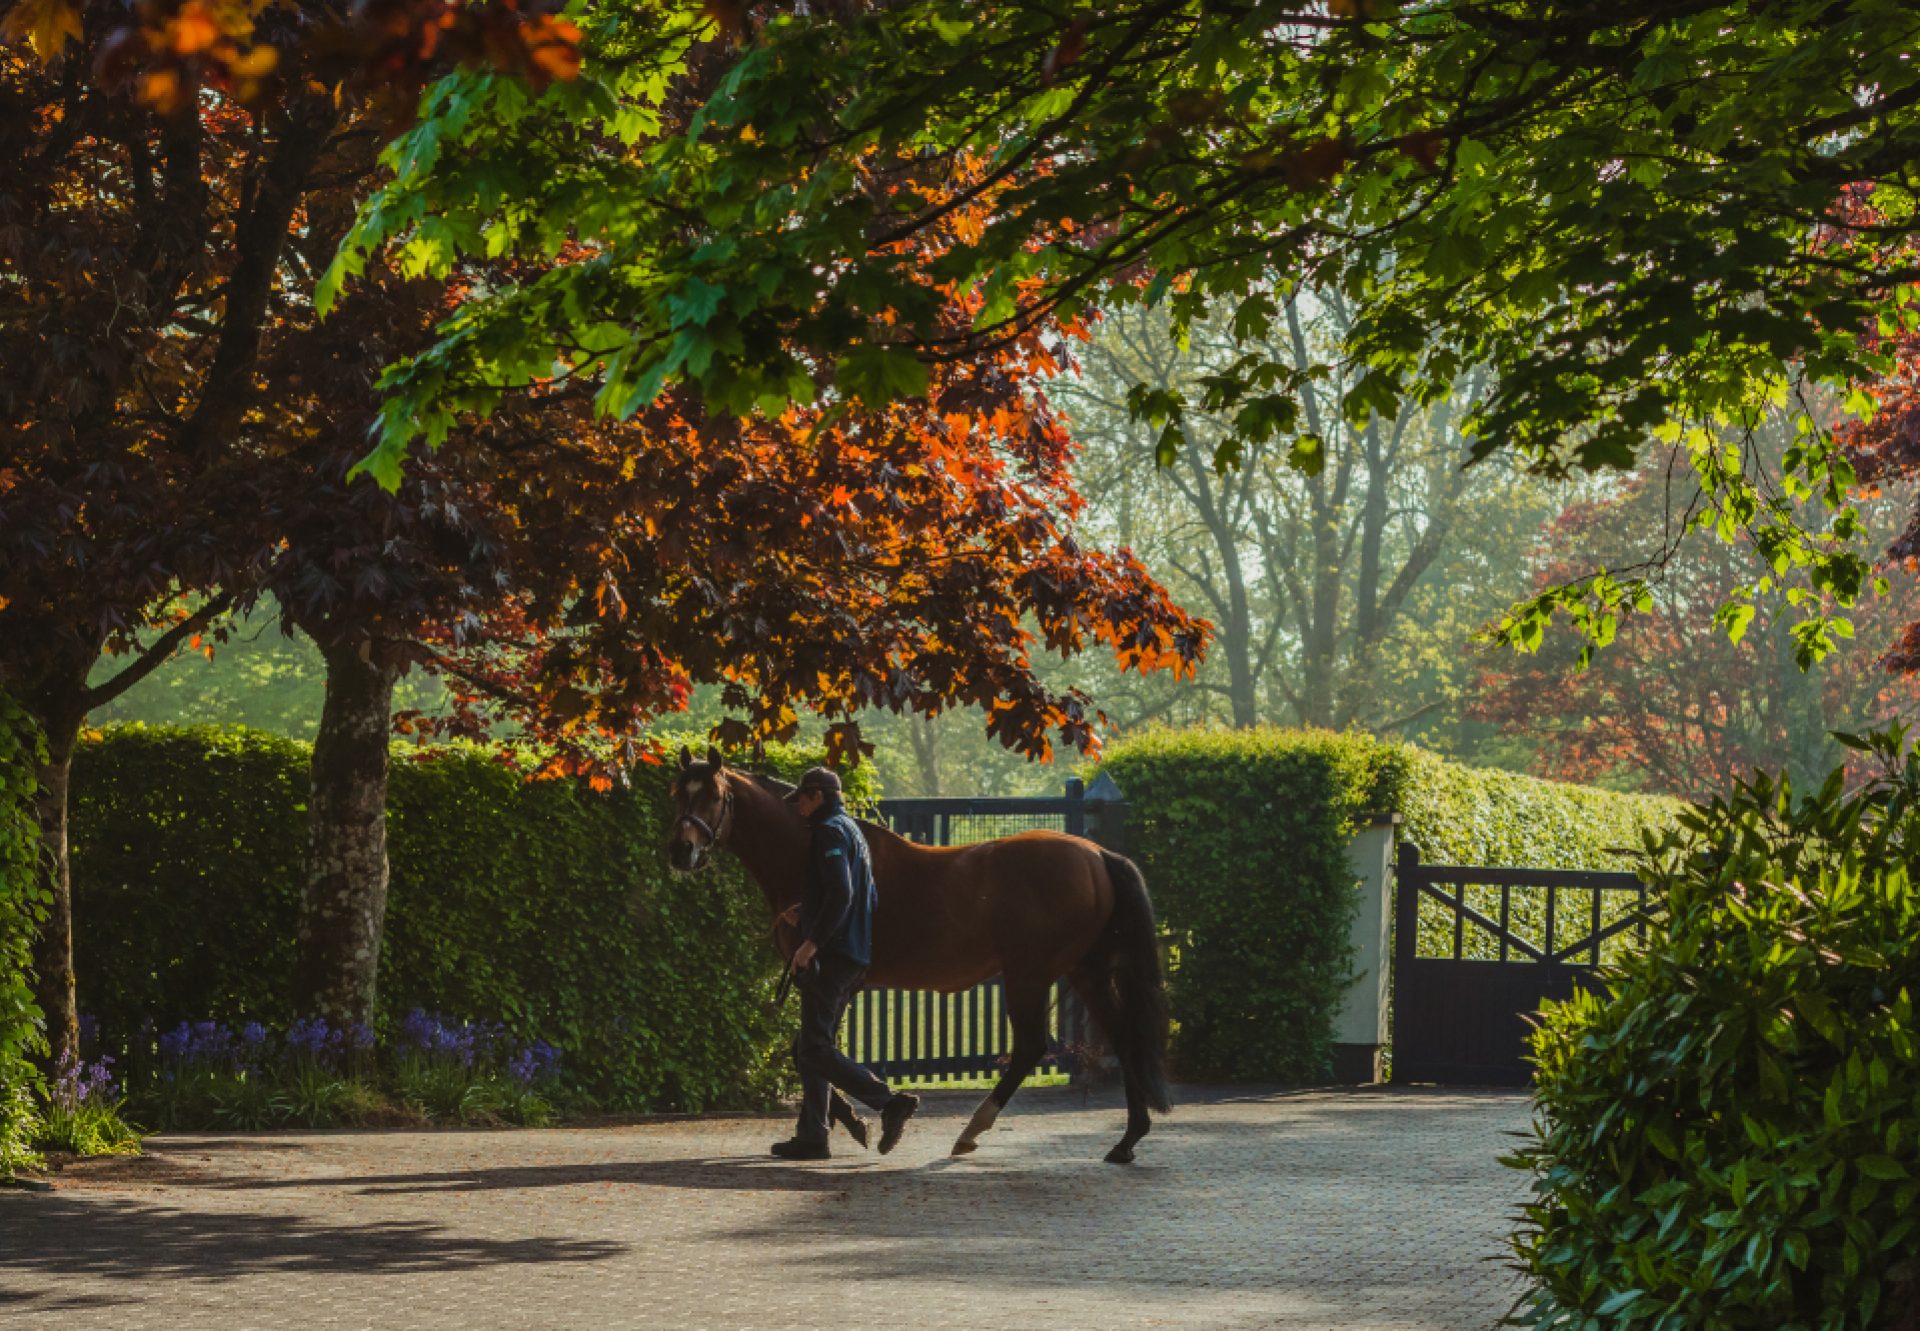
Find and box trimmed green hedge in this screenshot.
[0,695,48,1175]
[69,725,874,1112]
[1097,727,1677,1083]
[1387,745,1680,872]
[1097,729,1398,1082]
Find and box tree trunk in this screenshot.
[1302,497,1344,729]
[292,638,398,1026]
[1222,598,1258,728]
[907,714,943,796]
[28,713,82,1068]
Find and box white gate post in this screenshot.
[1332,813,1400,1083]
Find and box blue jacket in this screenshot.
[800,798,876,965]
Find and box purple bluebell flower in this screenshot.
[285,1016,352,1071]
[506,1041,561,1087]
[48,1051,117,1111]
[157,1020,242,1071]
[397,1009,441,1056]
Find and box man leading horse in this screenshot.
[667,744,1170,1164]
[770,766,919,1160]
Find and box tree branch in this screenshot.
[82,592,236,711]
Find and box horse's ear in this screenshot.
[707,743,723,769]
[679,745,692,770]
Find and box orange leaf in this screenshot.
[2,0,84,62]
[140,68,185,114]
[525,16,582,82]
[170,2,221,55]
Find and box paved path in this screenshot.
[1,1086,1530,1330]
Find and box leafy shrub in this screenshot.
[1097,727,1675,1083]
[1510,737,1920,1329]
[0,694,48,1177]
[69,727,873,1111]
[0,1084,39,1175]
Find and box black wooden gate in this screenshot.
[1393,842,1646,1086]
[837,779,1123,1085]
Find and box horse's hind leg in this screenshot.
[1068,966,1152,1165]
[952,976,1049,1156]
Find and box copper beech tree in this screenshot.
[1,12,1204,1039]
[254,256,1204,1027]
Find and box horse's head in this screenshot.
[667,744,734,873]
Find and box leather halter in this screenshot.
[676,787,734,849]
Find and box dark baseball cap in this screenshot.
[785,767,843,801]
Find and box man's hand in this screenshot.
[776,904,801,927]
[791,939,818,972]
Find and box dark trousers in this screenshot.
[793,953,893,1143]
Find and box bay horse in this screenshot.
[665,745,1172,1163]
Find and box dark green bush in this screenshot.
[70,725,874,1112]
[1510,739,1920,1329]
[1097,727,1676,1084]
[0,693,48,1175]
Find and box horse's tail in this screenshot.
[1097,850,1173,1114]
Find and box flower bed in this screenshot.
[130,1011,567,1131]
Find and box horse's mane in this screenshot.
[744,771,915,851]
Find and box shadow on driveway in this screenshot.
[0,1195,623,1303]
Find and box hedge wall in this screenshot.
[1096,728,1677,1084]
[1384,745,1681,872]
[1096,729,1399,1083]
[69,725,874,1111]
[0,695,48,1174]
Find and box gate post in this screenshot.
[1331,813,1400,1084]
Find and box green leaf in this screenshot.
[1286,432,1326,476]
[1595,1290,1643,1315]
[835,345,931,403]
[667,276,727,328]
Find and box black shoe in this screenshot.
[770,1137,831,1161]
[831,1095,870,1149]
[877,1093,919,1155]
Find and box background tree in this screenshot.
[1473,425,1920,797]
[1837,210,1920,677]
[87,613,446,738]
[1048,298,1563,741]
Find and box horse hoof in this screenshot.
[1104,1145,1135,1165]
[951,1139,977,1156]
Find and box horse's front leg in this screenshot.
[953,975,1049,1155]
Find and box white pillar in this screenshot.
[1332,813,1399,1083]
